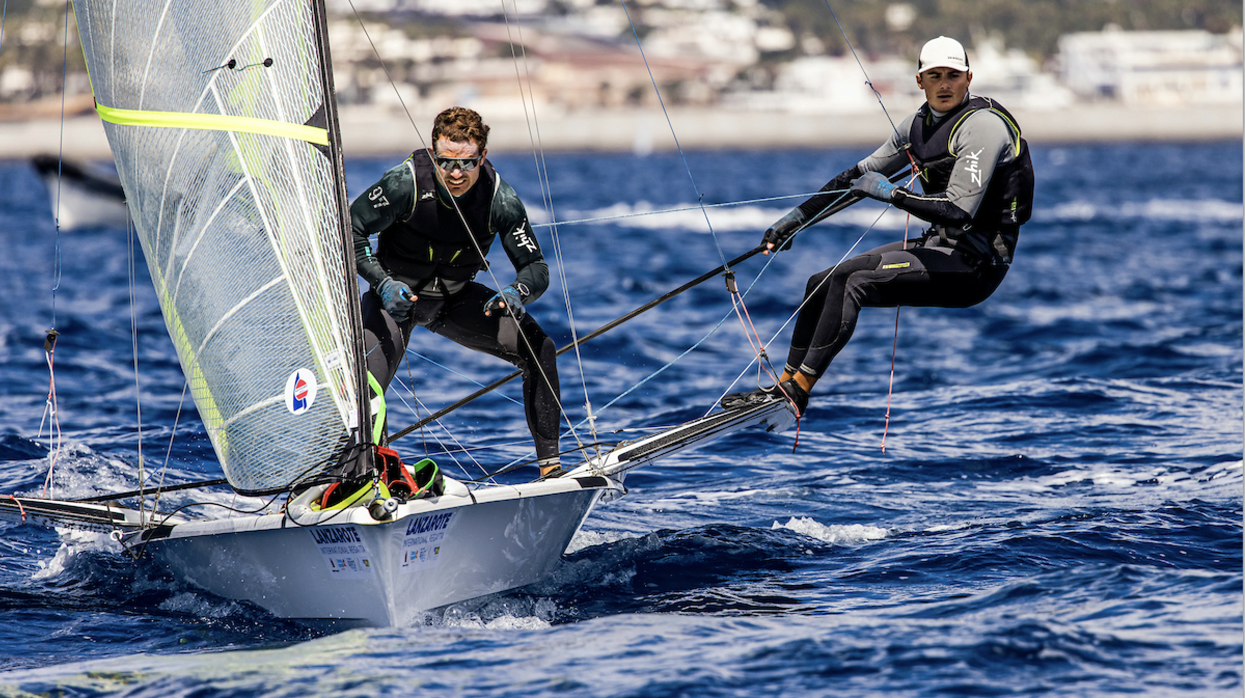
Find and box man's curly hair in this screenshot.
[431,106,489,151]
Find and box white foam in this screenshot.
[773,517,889,544]
[1042,198,1242,224]
[537,201,914,232]
[433,597,557,630]
[32,529,116,580]
[565,528,638,554]
[483,614,552,631]
[924,522,970,533]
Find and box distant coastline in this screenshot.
[0,103,1239,160]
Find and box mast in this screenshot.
[311,0,375,480]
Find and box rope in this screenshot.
[389,245,767,441]
[345,2,423,139]
[126,200,148,523]
[714,202,891,407]
[405,351,523,408]
[880,195,919,451]
[346,0,590,464]
[0,0,8,61]
[202,57,273,74]
[619,0,790,439]
[388,375,495,482]
[820,0,921,443]
[40,0,72,499]
[620,0,729,268]
[5,495,26,523]
[38,332,61,499]
[821,0,904,142]
[499,0,599,455]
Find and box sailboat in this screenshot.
[31,154,130,230]
[0,0,794,626]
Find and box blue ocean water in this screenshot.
[0,141,1240,696]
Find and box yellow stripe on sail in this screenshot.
[95,103,329,146]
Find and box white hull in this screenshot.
[1,398,794,626]
[145,475,617,626]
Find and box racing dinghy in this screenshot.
[1,0,795,627]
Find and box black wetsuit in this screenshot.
[783,95,1033,380]
[351,151,560,462]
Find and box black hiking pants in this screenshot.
[786,238,1008,379]
[362,282,561,462]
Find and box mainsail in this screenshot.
[73,1,366,493]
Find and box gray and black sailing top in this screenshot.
[350,150,549,301]
[860,95,1031,229]
[797,94,1033,262]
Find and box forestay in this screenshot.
[73,1,363,493]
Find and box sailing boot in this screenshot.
[775,377,809,417]
[538,457,563,479]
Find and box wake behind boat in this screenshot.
[1,0,796,627]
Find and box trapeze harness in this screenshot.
[374,149,502,296]
[907,96,1035,264]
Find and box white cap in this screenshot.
[918,36,970,73]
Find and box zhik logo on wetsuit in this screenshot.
[511,223,538,253]
[964,148,984,186]
[285,369,318,415]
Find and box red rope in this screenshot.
[41,334,60,498]
[880,307,901,452]
[881,175,919,452]
[726,273,802,448]
[6,495,26,523]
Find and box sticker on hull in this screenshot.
[310,525,374,579]
[400,512,454,574]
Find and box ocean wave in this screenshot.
[532,201,914,232]
[773,517,889,544]
[534,196,1243,234]
[30,530,117,581]
[1040,198,1243,224]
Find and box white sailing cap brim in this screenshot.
[918,36,970,73]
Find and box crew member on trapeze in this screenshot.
[725,36,1034,416]
[351,106,563,477]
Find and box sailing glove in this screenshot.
[377,277,414,321]
[484,285,525,319]
[762,208,807,253]
[850,171,897,202]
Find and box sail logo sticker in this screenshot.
[310,526,374,579]
[285,369,318,415]
[400,512,455,574]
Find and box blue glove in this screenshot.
[762,208,807,253]
[484,285,525,318]
[376,277,414,321]
[850,171,897,202]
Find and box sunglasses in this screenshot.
[434,155,483,173]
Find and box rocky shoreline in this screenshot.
[0,103,1239,160]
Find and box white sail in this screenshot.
[73,1,363,493]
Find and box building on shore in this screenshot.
[1058,26,1243,105]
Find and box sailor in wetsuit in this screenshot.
[725,36,1034,415]
[351,107,562,477]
